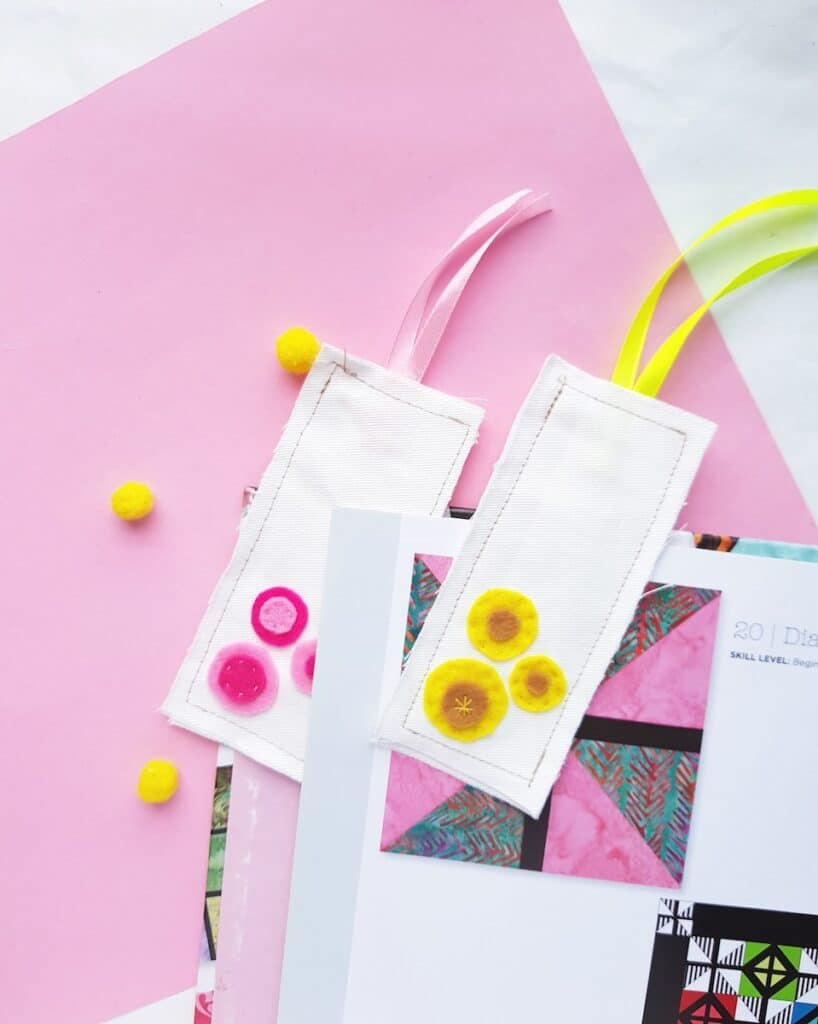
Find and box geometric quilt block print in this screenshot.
[678,990,737,1022]
[738,942,800,1003]
[643,901,818,1024]
[383,555,721,890]
[573,738,699,883]
[658,899,695,936]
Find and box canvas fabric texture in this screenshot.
[162,345,483,778]
[377,355,715,817]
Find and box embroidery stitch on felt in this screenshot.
[400,379,567,747]
[423,658,508,742]
[182,357,478,756]
[399,381,689,785]
[208,642,278,714]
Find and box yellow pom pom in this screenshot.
[137,759,179,803]
[111,481,154,521]
[275,326,320,374]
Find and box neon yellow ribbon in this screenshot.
[612,190,818,398]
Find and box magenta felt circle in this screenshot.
[291,638,317,695]
[208,643,278,714]
[251,587,308,646]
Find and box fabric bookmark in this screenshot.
[379,190,816,817]
[162,190,549,778]
[377,356,714,816]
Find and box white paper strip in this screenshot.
[377,354,714,817]
[162,345,483,778]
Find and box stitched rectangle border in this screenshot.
[163,345,483,775]
[377,354,715,815]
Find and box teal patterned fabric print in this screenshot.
[403,555,446,663]
[573,739,698,883]
[385,785,524,868]
[603,584,719,682]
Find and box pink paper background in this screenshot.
[1,1,815,1022]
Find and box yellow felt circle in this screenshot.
[111,481,154,521]
[423,658,508,742]
[509,655,567,713]
[275,326,320,374]
[137,759,179,803]
[466,588,538,661]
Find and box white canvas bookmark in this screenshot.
[377,355,714,816]
[377,190,818,817]
[162,190,549,778]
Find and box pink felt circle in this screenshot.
[251,587,308,646]
[259,595,298,634]
[208,642,278,714]
[291,638,317,696]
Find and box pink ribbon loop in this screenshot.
[388,189,551,381]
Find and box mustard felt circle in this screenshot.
[275,326,320,374]
[423,658,508,742]
[466,588,538,661]
[509,655,567,713]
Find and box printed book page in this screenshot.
[279,511,818,1023]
